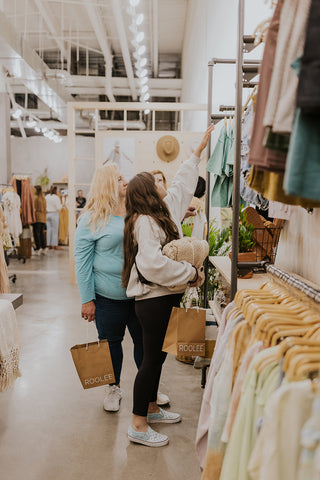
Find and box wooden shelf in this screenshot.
[209,256,269,290]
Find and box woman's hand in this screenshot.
[81,300,96,322]
[193,124,215,158]
[184,205,197,220]
[189,267,205,288]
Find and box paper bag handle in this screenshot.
[86,321,100,351]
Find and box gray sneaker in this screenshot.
[147,408,181,424]
[128,425,169,447]
[103,385,122,412]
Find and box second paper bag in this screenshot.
[162,307,206,357]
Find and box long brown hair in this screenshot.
[122,172,179,287]
[34,185,43,197]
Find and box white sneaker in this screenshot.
[33,249,41,256]
[157,391,170,406]
[103,385,122,412]
[41,248,48,255]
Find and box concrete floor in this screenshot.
[1,249,203,480]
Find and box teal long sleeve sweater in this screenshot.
[74,212,129,304]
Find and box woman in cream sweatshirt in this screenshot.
[122,125,214,447]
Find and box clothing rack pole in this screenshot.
[205,6,258,303]
[267,265,320,304]
[230,0,245,301]
[203,61,215,308]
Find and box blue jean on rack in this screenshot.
[94,294,143,385]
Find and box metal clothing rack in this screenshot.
[204,0,259,304]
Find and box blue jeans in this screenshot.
[94,294,143,385]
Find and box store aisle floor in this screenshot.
[1,250,203,480]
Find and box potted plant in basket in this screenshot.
[229,206,256,277]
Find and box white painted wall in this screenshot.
[181,0,272,130]
[10,136,95,197]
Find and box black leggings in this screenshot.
[133,293,182,417]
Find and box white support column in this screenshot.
[68,102,76,284]
[0,68,11,183]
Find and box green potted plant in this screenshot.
[35,168,50,190]
[229,206,256,277]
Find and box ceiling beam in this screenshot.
[153,0,158,77]
[111,0,137,100]
[33,0,67,61]
[0,10,72,122]
[83,1,115,102]
[10,76,182,97]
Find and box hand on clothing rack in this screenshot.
[193,124,215,158]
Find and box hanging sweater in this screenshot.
[126,153,200,301]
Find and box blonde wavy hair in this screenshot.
[84,163,120,231]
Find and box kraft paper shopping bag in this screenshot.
[70,339,115,389]
[162,307,206,357]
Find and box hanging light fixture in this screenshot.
[128,0,150,104]
[139,76,148,85]
[12,107,23,119]
[135,31,144,43]
[135,13,144,25]
[137,45,146,56]
[136,68,148,78]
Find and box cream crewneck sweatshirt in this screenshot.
[126,153,200,301]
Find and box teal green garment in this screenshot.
[220,349,280,480]
[74,212,129,304]
[284,108,320,201]
[283,57,320,201]
[208,126,234,207]
[225,127,235,176]
[211,176,230,207]
[206,126,227,175]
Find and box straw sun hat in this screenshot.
[156,135,180,163]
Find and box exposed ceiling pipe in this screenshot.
[33,0,67,61]
[153,0,158,78]
[83,1,115,102]
[111,0,137,100]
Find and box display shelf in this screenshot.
[0,293,23,310]
[209,256,269,290]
